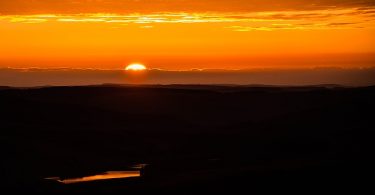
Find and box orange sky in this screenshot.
[0,0,374,70]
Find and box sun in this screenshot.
[125,63,147,71]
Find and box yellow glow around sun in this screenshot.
[125,63,147,71]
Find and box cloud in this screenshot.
[0,0,375,14]
[1,8,373,31]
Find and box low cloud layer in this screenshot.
[1,68,374,87]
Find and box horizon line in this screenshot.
[1,66,375,72]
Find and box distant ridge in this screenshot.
[0,84,368,94]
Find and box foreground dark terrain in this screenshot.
[0,85,374,193]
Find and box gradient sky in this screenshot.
[0,0,374,70]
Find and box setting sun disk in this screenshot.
[125,64,147,71]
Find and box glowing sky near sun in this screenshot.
[0,0,374,69]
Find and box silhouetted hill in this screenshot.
[0,85,374,194]
[0,86,12,90]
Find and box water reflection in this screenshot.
[46,171,140,184]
